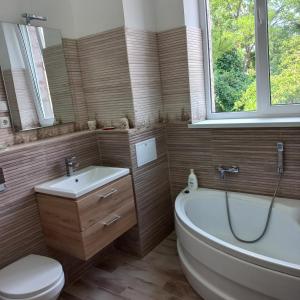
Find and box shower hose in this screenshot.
[225,173,282,243]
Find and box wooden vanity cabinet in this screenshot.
[37,175,137,260]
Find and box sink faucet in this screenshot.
[65,156,79,177]
[217,166,239,180]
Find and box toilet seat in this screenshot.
[0,255,64,300]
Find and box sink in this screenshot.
[34,166,130,199]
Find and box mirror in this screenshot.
[0,22,75,131]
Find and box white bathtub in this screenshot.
[175,188,300,300]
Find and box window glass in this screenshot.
[268,0,300,106]
[208,0,257,113]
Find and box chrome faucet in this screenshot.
[217,166,239,180]
[65,156,79,177]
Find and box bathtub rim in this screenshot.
[175,188,300,278]
[176,218,300,300]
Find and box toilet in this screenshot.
[0,255,64,300]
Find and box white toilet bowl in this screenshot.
[0,255,65,300]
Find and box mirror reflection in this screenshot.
[0,22,75,131]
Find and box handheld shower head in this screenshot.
[277,142,284,174]
[277,142,284,152]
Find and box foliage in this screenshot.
[214,49,254,112]
[209,0,300,112]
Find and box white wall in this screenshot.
[123,0,156,32]
[0,0,200,37]
[0,0,124,39]
[0,0,75,38]
[23,0,75,38]
[123,0,200,32]
[155,0,185,32]
[71,0,125,38]
[183,0,200,28]
[0,0,24,24]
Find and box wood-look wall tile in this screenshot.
[158,27,190,121]
[186,27,206,122]
[158,27,206,122]
[43,44,75,125]
[166,123,300,200]
[97,131,132,168]
[126,28,163,126]
[78,28,135,127]
[0,132,101,282]
[63,39,89,130]
[129,127,173,255]
[97,127,173,256]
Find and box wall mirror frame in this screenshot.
[0,21,75,132]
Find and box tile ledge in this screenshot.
[0,130,96,155]
[189,118,300,129]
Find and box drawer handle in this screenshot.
[103,215,121,226]
[98,188,118,200]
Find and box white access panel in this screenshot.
[135,138,157,167]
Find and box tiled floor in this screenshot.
[60,232,203,300]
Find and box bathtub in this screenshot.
[175,188,300,300]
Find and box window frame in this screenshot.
[199,0,300,121]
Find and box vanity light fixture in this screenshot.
[22,13,47,25]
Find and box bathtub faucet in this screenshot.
[217,166,239,180]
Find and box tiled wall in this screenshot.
[78,28,135,127]
[0,126,173,279]
[166,123,300,200]
[158,27,190,122]
[0,131,101,281]
[63,39,88,130]
[43,44,75,125]
[157,26,206,122]
[186,27,206,122]
[97,126,173,256]
[126,28,163,127]
[0,25,206,145]
[129,127,173,255]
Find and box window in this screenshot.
[200,0,300,119]
[18,25,55,127]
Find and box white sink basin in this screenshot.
[35,166,130,199]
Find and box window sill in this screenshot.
[189,117,300,129]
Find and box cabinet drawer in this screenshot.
[82,200,137,259]
[37,174,137,260]
[76,175,134,230]
[40,195,137,260]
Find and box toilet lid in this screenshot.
[0,255,64,299]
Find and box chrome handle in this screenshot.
[98,188,118,200]
[102,215,121,226]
